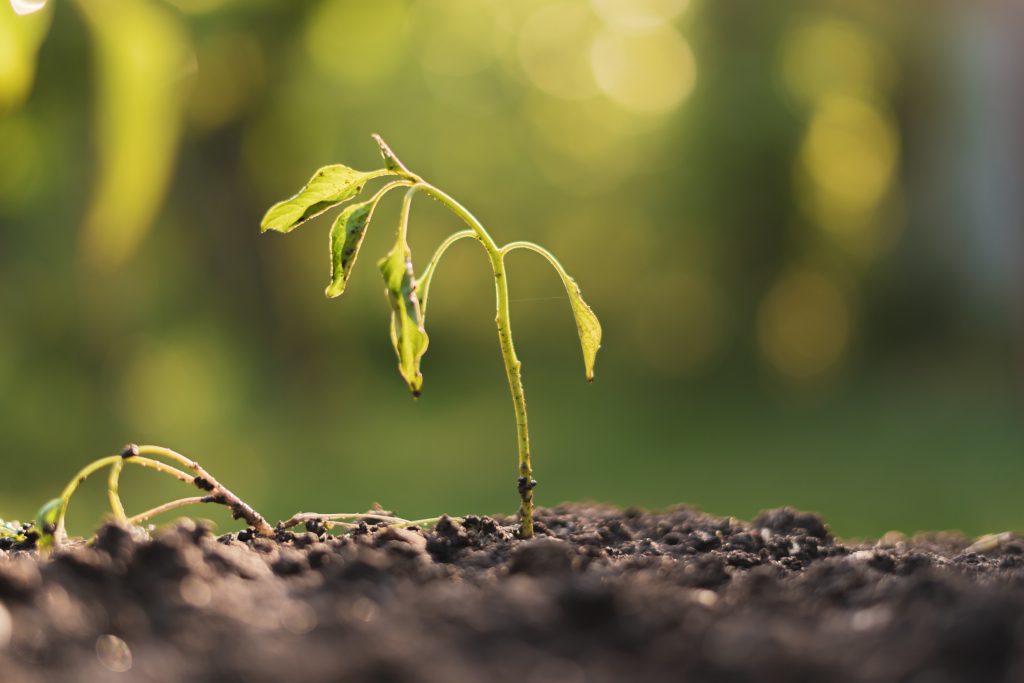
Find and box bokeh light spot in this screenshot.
[590,0,688,31]
[800,93,898,212]
[590,24,696,115]
[0,0,51,110]
[9,0,45,17]
[518,2,600,100]
[758,270,851,380]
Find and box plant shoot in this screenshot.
[260,135,602,537]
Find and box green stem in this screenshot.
[418,229,479,316]
[55,454,123,542]
[412,182,536,538]
[107,459,127,522]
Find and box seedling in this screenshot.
[28,442,459,551]
[260,135,601,537]
[32,443,275,551]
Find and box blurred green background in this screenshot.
[1,0,1022,538]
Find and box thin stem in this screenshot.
[279,512,413,529]
[418,229,480,316]
[55,454,123,542]
[129,456,195,485]
[412,183,535,538]
[279,511,464,533]
[414,184,499,252]
[136,445,274,536]
[126,497,208,526]
[107,459,127,522]
[391,516,462,527]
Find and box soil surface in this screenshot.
[1,504,1022,682]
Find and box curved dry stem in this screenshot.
[279,511,463,533]
[126,497,208,526]
[136,445,274,536]
[278,512,413,530]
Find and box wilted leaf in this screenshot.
[261,165,385,234]
[379,235,429,396]
[563,275,601,381]
[326,199,375,298]
[505,242,602,381]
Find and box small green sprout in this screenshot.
[261,135,602,537]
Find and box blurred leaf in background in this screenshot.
[75,0,191,267]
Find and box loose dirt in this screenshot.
[1,504,1021,682]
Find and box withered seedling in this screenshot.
[260,135,601,537]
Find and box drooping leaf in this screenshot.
[379,237,429,396]
[562,275,602,381]
[326,199,376,298]
[505,242,602,381]
[261,165,384,234]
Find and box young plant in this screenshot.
[31,443,461,551]
[260,135,601,538]
[34,444,275,551]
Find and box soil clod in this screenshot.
[0,504,1021,683]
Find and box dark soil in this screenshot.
[1,504,1023,683]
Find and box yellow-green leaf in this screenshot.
[379,238,429,396]
[563,275,601,381]
[504,242,602,381]
[326,199,377,298]
[261,165,382,234]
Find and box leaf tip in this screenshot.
[372,133,410,175]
